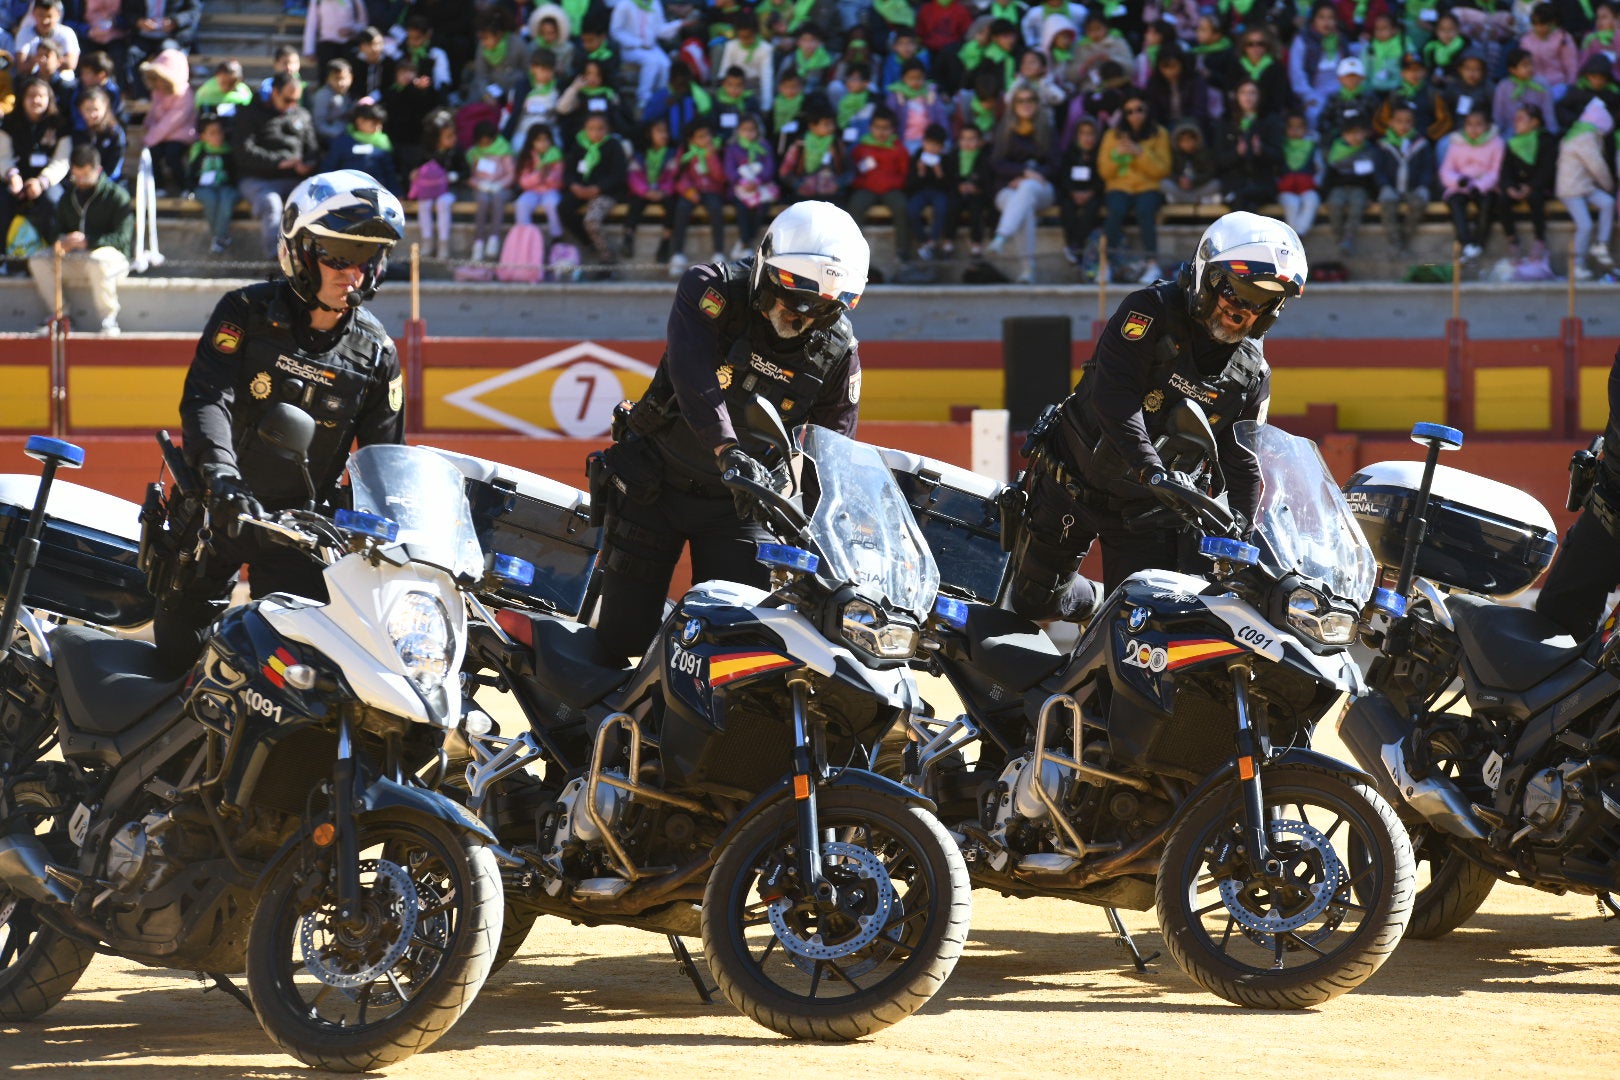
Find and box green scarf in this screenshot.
[802,130,836,169]
[538,145,563,166]
[468,135,512,164]
[1109,146,1132,171]
[689,85,714,113]
[1321,32,1340,57]
[1220,0,1258,15]
[989,1,1024,21]
[970,96,998,133]
[1240,114,1255,132]
[406,42,431,67]
[575,131,603,177]
[1191,38,1233,55]
[581,84,614,99]
[736,134,767,162]
[959,38,984,71]
[773,93,804,131]
[1368,34,1405,77]
[1507,129,1540,164]
[482,33,511,68]
[958,146,981,175]
[1283,136,1315,171]
[348,125,393,152]
[892,79,928,100]
[1567,120,1599,139]
[1052,45,1073,66]
[716,87,747,107]
[1239,53,1273,81]
[1384,130,1411,149]
[562,0,589,31]
[1577,0,1596,19]
[788,0,816,31]
[1593,28,1616,47]
[860,130,896,147]
[1353,0,1368,21]
[795,45,833,74]
[630,0,652,9]
[681,145,712,175]
[188,142,232,179]
[587,44,613,62]
[1327,137,1361,165]
[530,80,556,97]
[872,0,917,27]
[1425,36,1464,70]
[195,78,255,108]
[1338,85,1363,100]
[1512,75,1548,98]
[984,42,1016,86]
[1461,129,1494,148]
[836,89,871,128]
[644,144,669,179]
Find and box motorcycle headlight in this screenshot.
[387,591,455,692]
[841,599,919,659]
[1286,587,1357,646]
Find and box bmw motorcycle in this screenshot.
[455,422,971,1041]
[1338,422,1620,938]
[900,417,1416,1008]
[0,424,505,1071]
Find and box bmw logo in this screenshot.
[1127,607,1150,632]
[681,618,703,644]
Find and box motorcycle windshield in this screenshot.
[802,426,940,619]
[1237,421,1378,604]
[348,444,484,579]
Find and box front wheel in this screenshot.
[0,779,94,1020]
[702,786,971,1041]
[1157,766,1415,1009]
[1373,824,1496,941]
[246,815,501,1072]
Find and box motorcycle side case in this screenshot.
[1343,460,1557,598]
[426,447,601,618]
[878,446,1007,603]
[0,474,154,628]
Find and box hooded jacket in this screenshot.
[1439,129,1504,196]
[141,47,196,147]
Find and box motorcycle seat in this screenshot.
[50,625,187,736]
[527,617,630,710]
[1449,594,1580,694]
[963,605,1066,692]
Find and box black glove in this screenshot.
[1229,508,1251,542]
[1143,467,1197,504]
[718,445,774,521]
[202,464,263,538]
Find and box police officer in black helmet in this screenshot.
[152,169,407,675]
[1537,350,1620,639]
[591,200,870,664]
[1006,211,1309,620]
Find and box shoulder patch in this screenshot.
[700,287,726,318]
[1120,311,1153,341]
[388,375,404,413]
[213,321,243,354]
[849,368,861,405]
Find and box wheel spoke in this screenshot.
[410,932,446,951]
[1218,914,1235,950]
[1191,898,1228,918]
[1322,815,1347,843]
[356,982,373,1026]
[1270,930,1286,969]
[827,959,863,992]
[1342,864,1376,893]
[754,933,779,967]
[386,969,413,1005]
[1283,930,1327,957]
[807,959,824,999]
[881,907,928,933]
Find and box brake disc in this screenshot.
[300,859,420,991]
[767,841,896,965]
[1216,819,1347,944]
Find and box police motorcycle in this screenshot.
[1337,423,1620,940]
[0,413,508,1072]
[898,411,1416,1008]
[453,411,971,1041]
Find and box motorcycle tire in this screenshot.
[702,786,971,1041]
[1156,766,1415,1009]
[246,815,501,1072]
[491,907,540,975]
[0,782,93,1020]
[1389,827,1497,941]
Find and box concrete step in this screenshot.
[189,54,281,80]
[193,30,302,56]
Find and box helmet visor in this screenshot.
[1209,265,1288,312]
[313,235,393,271]
[763,263,859,317]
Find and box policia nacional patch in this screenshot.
[1120,312,1153,341]
[213,322,244,353]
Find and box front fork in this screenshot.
[330,708,363,926]
[1229,660,1276,872]
[788,677,831,898]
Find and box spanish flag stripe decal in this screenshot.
[1165,640,1245,670]
[710,652,796,686]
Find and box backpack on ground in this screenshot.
[547,241,581,282]
[495,223,545,283]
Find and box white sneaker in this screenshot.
[1462,243,1482,260]
[1591,242,1613,268]
[486,234,501,259]
[1575,263,1595,281]
[471,238,486,262]
[1136,260,1162,284]
[668,252,689,277]
[1015,266,1036,285]
[99,315,120,335]
[986,234,1007,256]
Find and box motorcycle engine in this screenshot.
[1520,761,1593,845]
[104,808,206,897]
[542,773,627,883]
[982,753,1074,871]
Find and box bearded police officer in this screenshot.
[152,169,407,674]
[1006,211,1309,620]
[1537,349,1620,638]
[591,201,869,663]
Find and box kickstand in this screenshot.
[667,935,717,1004]
[199,971,254,1012]
[1598,893,1620,920]
[1104,908,1159,974]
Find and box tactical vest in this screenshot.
[221,282,395,508]
[634,259,853,478]
[1061,282,1267,500]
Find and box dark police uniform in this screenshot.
[152,279,403,673]
[593,259,861,662]
[1537,346,1620,639]
[1008,277,1270,619]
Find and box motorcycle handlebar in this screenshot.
[1146,470,1238,536]
[236,512,320,551]
[721,469,811,540]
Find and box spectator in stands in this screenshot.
[466,10,530,101]
[575,17,621,91]
[1522,3,1580,98]
[28,142,131,332]
[919,0,974,74]
[235,71,318,259]
[623,117,676,261]
[1318,57,1378,142]
[465,118,513,260]
[563,111,627,277]
[511,50,561,149]
[712,66,756,140]
[1443,53,1492,145]
[1161,120,1220,204]
[408,109,462,261]
[1098,91,1170,281]
[888,59,951,153]
[1215,80,1281,213]
[71,51,122,132]
[667,121,728,272]
[779,107,846,199]
[399,15,454,93]
[958,68,1003,138]
[1554,96,1615,278]
[833,65,876,149]
[1041,15,1081,98]
[195,59,254,121]
[260,45,303,102]
[514,123,565,242]
[719,21,775,108]
[1495,47,1556,138]
[725,113,776,256]
[905,122,952,259]
[987,88,1058,283]
[304,0,369,74]
[0,77,70,239]
[1440,106,1504,261]
[1055,114,1102,263]
[779,25,836,97]
[139,47,194,196]
[382,56,440,150]
[1499,102,1557,260]
[17,0,79,73]
[1375,53,1453,141]
[1375,103,1437,257]
[1579,3,1619,68]
[311,59,355,149]
[1145,48,1212,136]
[1277,111,1323,241]
[644,63,715,144]
[1289,3,1351,130]
[1423,14,1467,83]
[1192,15,1236,93]
[1363,12,1409,96]
[610,0,684,113]
[454,81,504,158]
[878,29,927,94]
[1232,25,1293,115]
[123,0,199,92]
[556,58,628,140]
[345,27,389,100]
[1321,117,1383,255]
[950,120,992,256]
[80,0,126,70]
[526,5,579,85]
[1556,53,1620,130]
[1069,12,1133,85]
[845,108,912,261]
[324,99,398,192]
[74,86,123,182]
[187,114,238,255]
[32,41,75,118]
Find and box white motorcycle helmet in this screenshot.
[277,169,407,308]
[749,201,870,331]
[1181,211,1308,339]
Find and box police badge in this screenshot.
[1143,389,1164,412]
[717,364,733,389]
[250,372,273,400]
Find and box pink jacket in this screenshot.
[519,158,564,194]
[1439,133,1503,196]
[142,48,197,146]
[1520,29,1580,89]
[676,147,726,197]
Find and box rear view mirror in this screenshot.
[237,404,318,509]
[742,395,793,463]
[1163,399,1218,462]
[254,404,316,463]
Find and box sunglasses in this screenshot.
[1213,273,1276,313]
[314,238,387,271]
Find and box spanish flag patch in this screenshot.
[1120,311,1153,341]
[213,321,244,354]
[699,288,726,318]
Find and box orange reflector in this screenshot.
[792,774,811,800]
[312,822,336,847]
[1237,756,1256,781]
